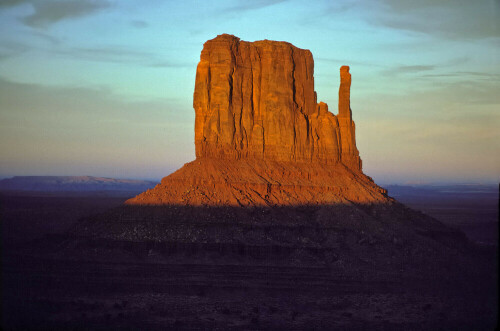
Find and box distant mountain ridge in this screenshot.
[384,183,498,197]
[0,176,158,192]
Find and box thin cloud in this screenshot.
[20,0,111,28]
[224,0,288,12]
[391,65,435,74]
[148,61,194,68]
[0,76,188,126]
[131,20,148,28]
[0,40,29,60]
[57,46,156,64]
[53,45,191,68]
[373,0,500,40]
[28,29,60,44]
[380,65,499,78]
[0,32,190,67]
[420,71,500,81]
[316,57,383,68]
[0,0,26,7]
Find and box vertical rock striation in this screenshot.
[338,66,362,171]
[193,34,361,170]
[127,34,388,207]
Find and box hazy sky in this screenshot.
[0,0,499,183]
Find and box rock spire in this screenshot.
[338,65,361,171]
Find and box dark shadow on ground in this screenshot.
[1,193,498,330]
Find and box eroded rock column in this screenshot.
[338,66,362,171]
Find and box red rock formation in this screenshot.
[126,158,387,207]
[127,34,386,207]
[193,34,359,168]
[338,66,361,171]
[193,34,316,162]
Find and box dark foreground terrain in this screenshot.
[386,184,498,246]
[1,187,498,330]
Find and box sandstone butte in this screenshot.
[126,34,389,206]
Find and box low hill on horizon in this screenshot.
[0,176,158,192]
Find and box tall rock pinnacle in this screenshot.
[339,65,352,119]
[338,66,361,171]
[193,34,361,170]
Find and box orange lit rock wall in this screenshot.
[193,34,361,171]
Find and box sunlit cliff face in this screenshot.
[126,35,389,207]
[194,35,360,170]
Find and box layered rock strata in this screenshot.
[193,34,360,170]
[126,158,387,206]
[127,34,383,206]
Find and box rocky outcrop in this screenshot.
[126,158,388,206]
[338,66,361,171]
[127,35,383,207]
[193,34,360,169]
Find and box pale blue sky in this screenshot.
[0,0,499,183]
